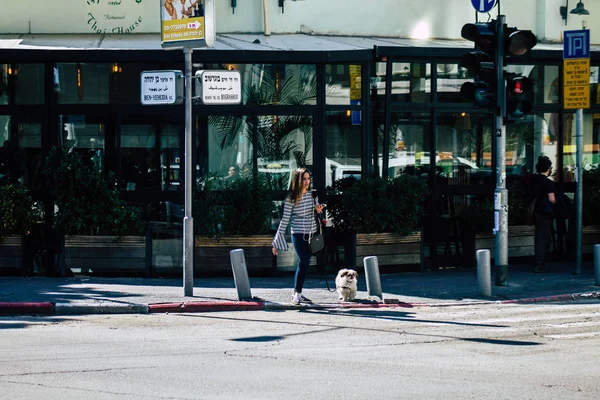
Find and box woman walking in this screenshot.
[272,168,325,305]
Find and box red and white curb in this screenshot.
[1,292,599,316]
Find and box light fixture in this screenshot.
[111,63,122,73]
[279,0,285,13]
[231,0,236,13]
[559,1,569,25]
[76,63,84,101]
[570,1,590,15]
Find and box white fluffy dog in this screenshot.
[335,269,358,301]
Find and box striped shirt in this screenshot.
[272,191,317,251]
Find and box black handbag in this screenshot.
[308,214,325,254]
[308,190,325,254]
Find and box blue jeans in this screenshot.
[291,233,312,293]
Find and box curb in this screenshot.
[1,292,599,316]
[0,302,55,316]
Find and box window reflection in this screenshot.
[562,112,599,183]
[0,116,42,189]
[207,114,313,191]
[59,115,105,171]
[195,64,316,106]
[0,64,45,105]
[381,112,431,178]
[435,113,493,185]
[437,63,471,103]
[325,111,362,188]
[326,64,363,105]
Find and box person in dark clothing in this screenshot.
[528,156,556,273]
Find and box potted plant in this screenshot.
[42,148,147,276]
[0,183,38,274]
[194,174,277,276]
[326,175,427,270]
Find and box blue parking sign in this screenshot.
[564,30,590,59]
[471,0,497,13]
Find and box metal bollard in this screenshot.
[476,249,492,297]
[230,249,252,300]
[363,256,383,302]
[595,245,600,286]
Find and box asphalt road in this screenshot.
[1,300,600,399]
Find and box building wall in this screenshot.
[0,0,596,44]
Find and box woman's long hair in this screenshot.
[288,167,311,205]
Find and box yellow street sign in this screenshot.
[563,59,590,109]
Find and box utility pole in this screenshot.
[494,15,508,286]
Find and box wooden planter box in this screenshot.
[61,235,148,276]
[475,226,535,260]
[0,235,23,274]
[195,235,275,276]
[355,232,422,269]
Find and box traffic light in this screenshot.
[460,22,497,108]
[505,73,533,119]
[460,20,537,116]
[504,27,536,120]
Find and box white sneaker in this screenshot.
[292,292,302,305]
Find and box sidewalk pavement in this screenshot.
[1,261,599,316]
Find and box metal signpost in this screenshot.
[158,0,216,296]
[563,29,590,274]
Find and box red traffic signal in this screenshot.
[506,75,533,119]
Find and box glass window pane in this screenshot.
[437,63,471,103]
[435,113,493,185]
[120,123,159,191]
[0,64,45,105]
[592,66,599,106]
[207,114,313,191]
[0,116,42,188]
[390,62,431,103]
[325,111,362,188]
[506,113,557,184]
[381,112,431,178]
[525,65,559,104]
[60,115,105,170]
[563,113,598,182]
[56,63,112,104]
[326,64,362,105]
[196,64,316,106]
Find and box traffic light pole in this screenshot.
[494,15,509,286]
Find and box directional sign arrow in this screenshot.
[187,20,202,30]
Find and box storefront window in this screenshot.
[525,64,559,104]
[562,112,598,183]
[59,115,105,170]
[591,66,599,106]
[437,63,471,103]
[0,116,42,188]
[207,114,313,191]
[325,111,362,188]
[197,64,316,106]
[390,62,431,103]
[326,64,362,105]
[0,64,45,105]
[120,122,181,192]
[434,113,493,185]
[381,112,431,178]
[506,112,557,184]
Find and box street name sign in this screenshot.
[563,30,590,109]
[140,70,183,105]
[200,70,242,105]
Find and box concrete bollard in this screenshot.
[476,249,492,297]
[230,249,252,300]
[594,245,600,286]
[363,256,383,302]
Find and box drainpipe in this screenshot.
[263,0,271,36]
